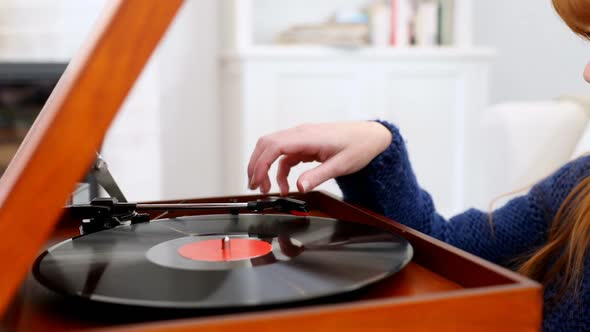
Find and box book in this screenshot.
[276,23,369,47]
[274,0,459,48]
[369,0,392,47]
[391,0,413,46]
[415,0,439,46]
[439,0,454,45]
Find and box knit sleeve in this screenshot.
[336,120,590,266]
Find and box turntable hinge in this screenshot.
[92,152,127,202]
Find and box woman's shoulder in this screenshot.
[529,154,590,218]
[542,154,590,189]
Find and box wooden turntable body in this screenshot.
[0,1,542,331]
[7,192,542,331]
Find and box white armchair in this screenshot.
[468,96,590,210]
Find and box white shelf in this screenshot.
[0,54,69,64]
[221,45,495,61]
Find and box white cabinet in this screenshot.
[221,47,493,217]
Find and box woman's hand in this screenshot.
[248,121,393,195]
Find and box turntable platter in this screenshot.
[33,214,413,309]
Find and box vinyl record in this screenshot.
[34,214,413,309]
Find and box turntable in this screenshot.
[34,192,413,311]
[0,1,542,331]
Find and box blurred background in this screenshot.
[0,0,588,217]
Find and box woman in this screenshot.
[247,1,589,331]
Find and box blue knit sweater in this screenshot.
[336,121,590,332]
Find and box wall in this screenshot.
[103,60,163,201]
[0,0,105,61]
[473,0,589,103]
[104,0,223,201]
[158,0,222,200]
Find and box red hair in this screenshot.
[553,0,590,39]
[518,176,590,297]
[516,0,590,298]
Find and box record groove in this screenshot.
[33,214,413,309]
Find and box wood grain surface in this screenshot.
[4,192,541,332]
[0,0,183,315]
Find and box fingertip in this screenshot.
[297,179,310,193]
[260,176,271,194]
[277,174,290,195]
[278,184,289,197]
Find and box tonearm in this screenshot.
[70,153,308,235]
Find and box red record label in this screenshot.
[177,238,273,262]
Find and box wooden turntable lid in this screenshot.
[0,0,183,315]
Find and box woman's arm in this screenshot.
[248,121,392,195]
[337,121,590,266]
[247,120,590,266]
